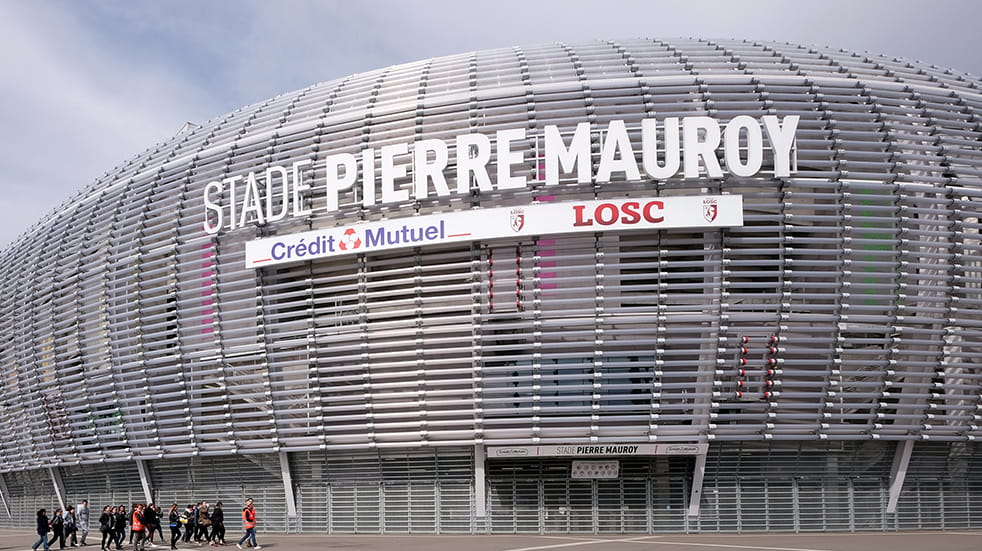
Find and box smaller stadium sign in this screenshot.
[487,443,709,458]
[245,195,742,268]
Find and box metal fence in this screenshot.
[1,442,981,534]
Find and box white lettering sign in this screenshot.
[206,116,797,235]
[487,443,709,458]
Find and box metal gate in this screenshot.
[487,476,688,533]
[486,457,691,534]
[291,447,474,534]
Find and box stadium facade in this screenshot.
[0,38,981,534]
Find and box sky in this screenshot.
[1,0,980,249]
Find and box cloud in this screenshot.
[0,1,220,246]
[0,0,979,248]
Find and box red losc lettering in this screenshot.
[595,203,618,225]
[573,205,592,226]
[573,200,665,227]
[643,200,664,223]
[621,201,641,223]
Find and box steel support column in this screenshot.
[279,450,298,518]
[135,459,154,504]
[474,444,487,519]
[687,452,708,518]
[0,472,12,518]
[887,440,914,514]
[48,467,66,511]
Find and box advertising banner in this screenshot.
[245,195,742,268]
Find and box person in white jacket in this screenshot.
[76,500,90,547]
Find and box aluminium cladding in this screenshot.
[0,38,981,472]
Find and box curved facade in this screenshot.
[1,38,981,533]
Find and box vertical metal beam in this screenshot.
[474,444,487,519]
[48,467,66,511]
[887,440,914,514]
[135,459,153,504]
[279,450,298,518]
[687,452,708,518]
[0,472,13,518]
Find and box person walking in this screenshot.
[167,504,181,550]
[48,507,65,549]
[113,506,127,551]
[132,504,147,551]
[98,506,113,551]
[143,503,158,547]
[208,502,225,546]
[180,505,194,544]
[152,504,165,545]
[196,502,211,544]
[235,498,259,550]
[107,507,118,550]
[33,509,51,551]
[64,506,78,547]
[77,500,90,547]
[129,504,138,547]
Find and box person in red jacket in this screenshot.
[235,498,259,550]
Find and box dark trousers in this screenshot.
[100,530,112,550]
[169,526,181,549]
[48,527,65,549]
[210,524,225,543]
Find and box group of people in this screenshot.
[32,501,90,550]
[32,498,260,551]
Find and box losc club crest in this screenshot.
[702,198,718,223]
[510,208,525,232]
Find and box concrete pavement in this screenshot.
[1,529,979,551]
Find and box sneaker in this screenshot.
[235,546,241,550]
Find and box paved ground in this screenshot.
[1,530,979,551]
